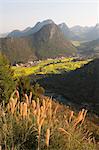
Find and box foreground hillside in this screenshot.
[0,90,98,150]
[0,54,99,149]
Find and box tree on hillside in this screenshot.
[0,53,15,103]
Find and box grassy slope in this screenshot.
[0,92,98,150]
[1,57,98,149]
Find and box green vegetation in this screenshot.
[12,57,90,77]
[17,76,45,101]
[0,53,15,103]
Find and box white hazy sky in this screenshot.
[0,0,99,33]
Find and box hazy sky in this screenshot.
[0,0,99,33]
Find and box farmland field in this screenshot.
[12,57,90,77]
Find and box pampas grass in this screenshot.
[45,128,50,148]
[0,90,97,150]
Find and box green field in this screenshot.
[71,41,81,47]
[12,57,90,77]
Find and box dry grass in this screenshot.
[45,128,50,148]
[0,90,97,150]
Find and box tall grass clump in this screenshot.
[0,90,97,150]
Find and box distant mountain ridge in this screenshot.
[7,20,99,41]
[8,19,54,38]
[59,23,81,40]
[30,23,77,59]
[71,24,99,41]
[0,21,77,64]
[1,19,99,63]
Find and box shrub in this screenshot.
[17,76,45,102]
[0,53,15,103]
